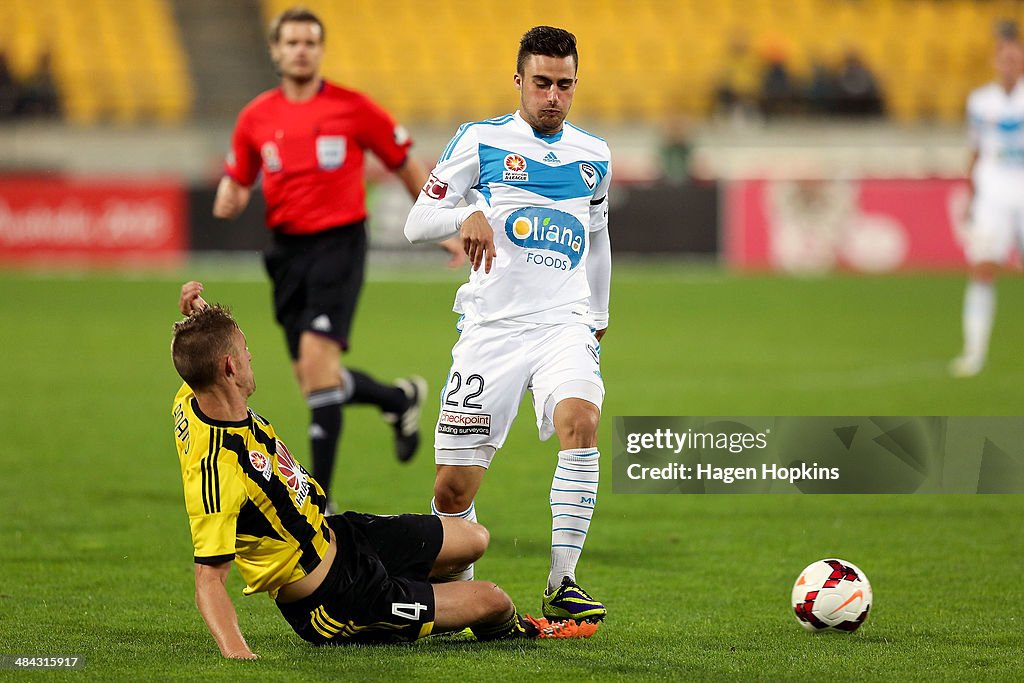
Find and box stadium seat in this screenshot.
[5,0,193,124]
[7,0,1024,125]
[263,0,1023,124]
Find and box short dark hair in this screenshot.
[517,26,578,74]
[996,18,1019,41]
[268,6,325,44]
[171,306,239,390]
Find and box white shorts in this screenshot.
[434,319,604,461]
[967,193,1024,264]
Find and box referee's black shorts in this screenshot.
[263,221,368,359]
[277,512,443,645]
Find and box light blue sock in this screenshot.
[548,448,599,592]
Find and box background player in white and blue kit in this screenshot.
[952,35,1024,377]
[404,27,611,623]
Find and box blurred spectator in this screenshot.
[833,49,884,117]
[0,52,16,118]
[805,54,837,116]
[659,116,694,184]
[995,18,1018,41]
[760,51,798,118]
[714,31,761,123]
[15,52,59,118]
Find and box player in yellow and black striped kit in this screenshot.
[171,282,594,659]
[173,381,333,597]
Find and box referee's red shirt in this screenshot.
[225,81,412,235]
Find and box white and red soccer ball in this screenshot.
[792,558,872,632]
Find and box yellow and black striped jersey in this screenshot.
[172,383,331,598]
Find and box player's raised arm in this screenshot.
[194,561,257,660]
[179,281,210,316]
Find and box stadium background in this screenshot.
[2,1,1023,680]
[3,0,1018,267]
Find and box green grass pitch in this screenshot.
[1,263,1021,681]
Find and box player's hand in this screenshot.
[440,236,467,268]
[460,212,496,273]
[595,326,607,342]
[180,281,210,315]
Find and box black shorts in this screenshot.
[263,221,368,359]
[277,512,443,645]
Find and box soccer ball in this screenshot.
[791,558,872,632]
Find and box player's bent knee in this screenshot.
[466,521,489,560]
[433,481,475,513]
[294,361,340,395]
[436,517,489,568]
[452,517,489,560]
[574,408,601,437]
[476,582,514,619]
[556,403,601,446]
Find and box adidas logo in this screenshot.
[542,151,559,164]
[311,314,332,332]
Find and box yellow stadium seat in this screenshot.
[247,0,1024,125]
[7,0,191,124]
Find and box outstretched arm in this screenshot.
[194,561,257,660]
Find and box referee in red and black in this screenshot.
[213,6,461,509]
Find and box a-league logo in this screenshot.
[502,154,529,182]
[249,451,273,481]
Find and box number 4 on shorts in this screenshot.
[391,601,428,621]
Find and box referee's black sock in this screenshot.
[308,387,345,499]
[347,368,408,413]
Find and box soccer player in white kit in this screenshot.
[404,26,611,623]
[952,37,1024,377]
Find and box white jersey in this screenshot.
[967,79,1024,201]
[408,111,611,325]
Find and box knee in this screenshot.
[443,517,488,561]
[478,582,514,620]
[558,405,600,447]
[434,479,475,513]
[466,521,489,561]
[294,356,331,393]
